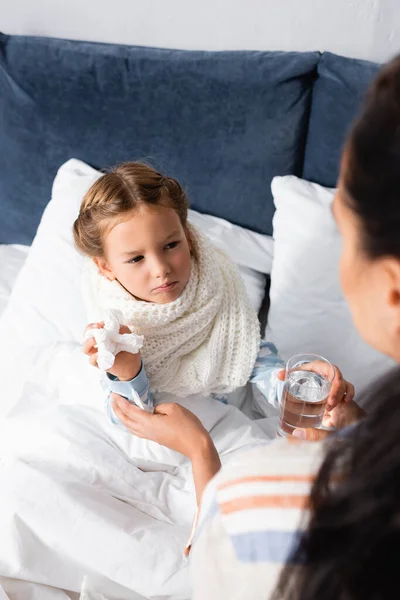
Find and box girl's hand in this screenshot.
[82,322,141,381]
[278,362,355,409]
[112,394,211,460]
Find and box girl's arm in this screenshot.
[106,362,154,423]
[249,340,286,410]
[83,322,154,421]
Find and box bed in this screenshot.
[0,33,392,599]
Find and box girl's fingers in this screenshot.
[118,325,131,335]
[89,353,99,367]
[82,322,104,354]
[83,322,104,335]
[83,337,97,355]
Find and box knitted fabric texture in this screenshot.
[82,224,260,397]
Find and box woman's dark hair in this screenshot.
[274,367,400,600]
[344,55,400,259]
[274,58,400,600]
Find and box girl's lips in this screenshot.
[153,281,178,293]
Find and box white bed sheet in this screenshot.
[0,244,30,318]
[0,243,79,600]
[0,342,272,600]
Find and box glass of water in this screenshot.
[277,353,335,438]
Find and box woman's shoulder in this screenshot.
[191,439,325,599]
[199,438,325,529]
[217,437,324,483]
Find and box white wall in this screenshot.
[1,0,399,63]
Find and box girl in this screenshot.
[73,162,350,424]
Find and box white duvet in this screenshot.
[0,341,270,600]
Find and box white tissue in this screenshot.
[84,309,144,371]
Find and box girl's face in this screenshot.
[94,206,192,304]
[334,172,400,362]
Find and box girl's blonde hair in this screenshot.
[73,162,190,258]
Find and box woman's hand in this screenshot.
[292,400,366,441]
[112,395,221,505]
[278,361,355,409]
[278,362,362,441]
[112,394,211,460]
[322,397,365,428]
[83,322,141,381]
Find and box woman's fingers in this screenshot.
[111,394,152,429]
[111,394,156,439]
[300,362,342,408]
[112,393,146,418]
[278,363,353,409]
[327,365,344,407]
[327,373,355,408]
[345,381,355,403]
[112,402,142,435]
[292,427,331,441]
[153,403,180,416]
[326,399,365,429]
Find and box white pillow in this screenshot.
[0,244,29,319]
[0,159,273,349]
[266,175,394,396]
[188,210,273,315]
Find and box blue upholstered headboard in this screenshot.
[0,33,380,245]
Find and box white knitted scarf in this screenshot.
[83,224,260,397]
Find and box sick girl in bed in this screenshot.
[73,162,351,427]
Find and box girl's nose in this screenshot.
[151,256,170,279]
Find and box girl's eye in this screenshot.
[165,241,180,250]
[128,255,144,264]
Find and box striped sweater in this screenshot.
[190,438,325,600]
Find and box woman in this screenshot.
[111,54,400,600]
